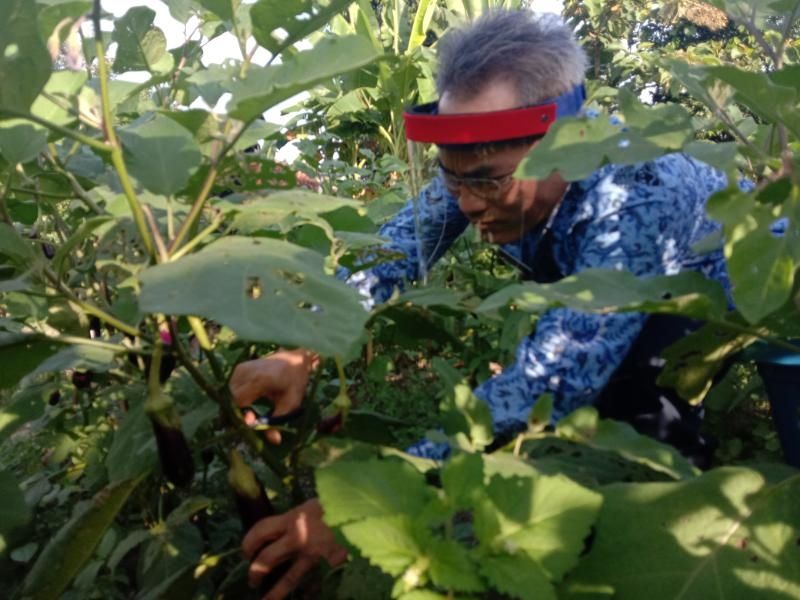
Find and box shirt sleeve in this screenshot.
[475,157,705,436]
[346,176,469,307]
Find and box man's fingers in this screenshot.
[248,536,294,589]
[265,428,282,445]
[242,516,285,560]
[263,556,314,600]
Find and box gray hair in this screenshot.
[436,10,587,106]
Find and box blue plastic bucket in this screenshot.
[753,344,800,468]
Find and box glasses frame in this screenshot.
[437,161,517,201]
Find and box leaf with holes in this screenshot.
[138,236,368,357]
[560,468,800,599]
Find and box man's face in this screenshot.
[437,79,560,245]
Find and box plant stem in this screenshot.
[43,265,141,337]
[168,119,250,255]
[707,317,800,355]
[0,173,13,225]
[169,215,223,260]
[0,108,111,153]
[8,186,74,200]
[92,0,156,261]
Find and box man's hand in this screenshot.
[242,498,347,599]
[229,349,318,444]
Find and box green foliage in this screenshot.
[561,468,800,599]
[0,0,798,597]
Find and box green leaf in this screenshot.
[475,469,602,580]
[30,70,87,127]
[138,236,368,357]
[118,114,203,196]
[479,269,729,322]
[198,0,241,21]
[316,457,434,526]
[218,189,366,235]
[228,34,382,123]
[251,0,355,59]
[427,537,484,592]
[682,140,738,172]
[0,383,50,437]
[53,216,113,278]
[21,476,144,599]
[657,323,755,404]
[707,187,799,323]
[0,222,37,267]
[481,553,555,600]
[29,343,119,378]
[0,119,47,163]
[441,452,484,510]
[556,407,699,480]
[517,94,693,181]
[561,468,800,600]
[433,358,494,451]
[706,66,800,139]
[107,398,158,483]
[407,0,437,53]
[0,332,61,390]
[0,0,51,113]
[112,6,174,74]
[340,515,421,576]
[0,470,32,551]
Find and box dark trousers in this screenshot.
[594,315,716,470]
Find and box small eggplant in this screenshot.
[228,448,275,530]
[146,346,195,487]
[71,370,93,389]
[227,449,290,593]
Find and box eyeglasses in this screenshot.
[438,161,516,201]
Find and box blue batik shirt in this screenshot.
[347,153,732,459]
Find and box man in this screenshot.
[230,10,732,597]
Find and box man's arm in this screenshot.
[347,176,469,306]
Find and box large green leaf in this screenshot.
[0,382,51,438]
[197,0,241,21]
[138,236,368,357]
[0,469,31,554]
[112,6,174,74]
[21,476,144,599]
[479,269,729,321]
[555,407,699,480]
[251,0,355,59]
[118,114,203,196]
[316,457,435,527]
[0,119,48,163]
[474,469,602,580]
[228,34,382,123]
[706,66,800,139]
[707,187,799,323]
[0,0,51,113]
[517,91,693,181]
[29,343,119,377]
[561,468,800,599]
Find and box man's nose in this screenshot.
[457,188,488,218]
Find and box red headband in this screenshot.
[403,102,556,144]
[403,84,586,145]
